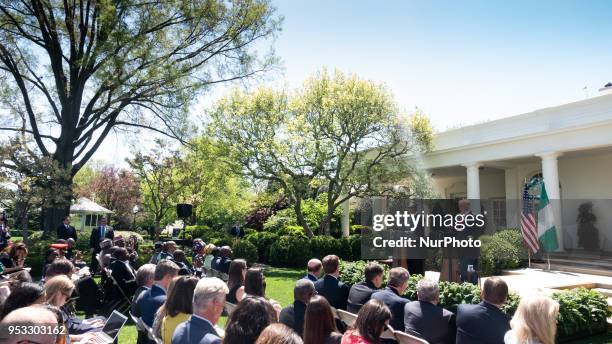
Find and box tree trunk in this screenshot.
[293,197,314,239]
[42,203,71,236]
[320,192,336,236]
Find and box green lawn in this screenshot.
[118,267,302,343]
[118,267,612,344]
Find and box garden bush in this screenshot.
[340,234,361,261]
[277,225,307,238]
[553,288,611,339]
[263,211,297,232]
[180,225,233,246]
[350,225,369,235]
[245,231,279,264]
[232,240,258,264]
[479,228,526,276]
[339,260,390,287]
[310,235,344,259]
[268,235,311,268]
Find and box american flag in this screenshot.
[521,183,539,254]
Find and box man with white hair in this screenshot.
[404,279,456,344]
[0,305,59,344]
[172,277,228,344]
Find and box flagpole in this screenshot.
[528,250,531,268]
[547,252,551,271]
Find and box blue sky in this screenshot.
[272,0,612,129]
[97,0,612,163]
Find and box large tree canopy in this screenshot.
[0,0,281,230]
[210,69,434,237]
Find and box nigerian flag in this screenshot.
[537,182,559,252]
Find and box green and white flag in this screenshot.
[537,181,559,252]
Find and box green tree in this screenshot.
[210,69,434,237]
[209,87,320,238]
[180,138,253,227]
[0,0,281,232]
[294,69,434,234]
[127,140,193,239]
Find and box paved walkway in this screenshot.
[498,268,612,296]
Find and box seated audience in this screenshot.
[150,242,164,264]
[218,245,233,274]
[172,250,193,276]
[347,262,384,313]
[160,241,177,261]
[132,263,156,344]
[504,295,559,344]
[44,258,75,280]
[255,323,304,344]
[245,268,282,316]
[172,277,228,344]
[44,275,103,335]
[371,267,410,332]
[280,279,316,336]
[135,260,179,327]
[132,263,157,314]
[41,248,60,278]
[341,299,392,344]
[158,276,198,344]
[65,238,76,261]
[0,282,44,320]
[303,295,343,344]
[304,258,322,282]
[223,296,278,344]
[0,242,28,268]
[456,277,510,344]
[0,305,60,344]
[203,244,218,272]
[404,279,456,344]
[227,259,247,303]
[314,255,350,310]
[110,247,138,297]
[99,238,115,270]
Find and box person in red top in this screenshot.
[341,299,391,344]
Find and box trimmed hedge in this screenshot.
[180,225,234,246]
[269,235,311,268]
[245,231,279,264]
[232,240,258,264]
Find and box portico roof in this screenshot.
[423,92,612,169]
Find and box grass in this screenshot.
[116,266,611,344]
[118,267,302,343]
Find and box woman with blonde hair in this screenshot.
[504,295,560,344]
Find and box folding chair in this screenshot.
[393,330,430,344]
[336,309,357,326]
[380,324,395,340]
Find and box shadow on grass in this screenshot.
[264,267,303,279]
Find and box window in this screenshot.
[491,198,507,228]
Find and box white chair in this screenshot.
[380,324,395,340]
[394,330,430,344]
[225,301,237,316]
[336,309,357,326]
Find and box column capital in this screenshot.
[536,151,563,160]
[462,162,482,169]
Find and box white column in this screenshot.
[537,152,564,251]
[341,198,350,238]
[463,162,481,199]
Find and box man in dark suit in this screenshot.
[131,264,156,344]
[347,262,384,313]
[280,279,315,336]
[456,277,510,344]
[134,260,179,327]
[57,216,77,241]
[303,258,322,282]
[172,277,228,344]
[404,279,456,344]
[371,267,410,332]
[314,255,350,310]
[217,246,233,274]
[110,247,138,298]
[89,217,114,273]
